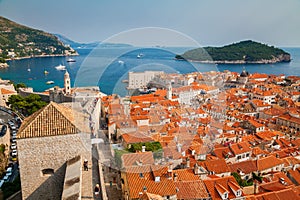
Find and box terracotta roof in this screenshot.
[17,102,89,139]
[0,88,16,95]
[173,169,201,181]
[229,160,257,174]
[199,159,230,174]
[122,132,154,144]
[213,146,234,159]
[288,168,300,185]
[174,180,209,199]
[248,119,264,128]
[229,141,252,155]
[252,147,267,157]
[140,192,163,200]
[125,165,177,199]
[203,176,242,200]
[122,152,155,168]
[256,156,284,171]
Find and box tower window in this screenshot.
[41,168,54,176]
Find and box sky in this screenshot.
[0,0,300,47]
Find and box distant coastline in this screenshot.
[177,58,291,64]
[5,53,79,61]
[0,53,79,68]
[176,40,291,65]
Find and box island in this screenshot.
[175,40,291,64]
[0,16,78,67]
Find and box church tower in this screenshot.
[64,70,71,95]
[167,82,172,100]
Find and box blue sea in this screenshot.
[0,46,299,96]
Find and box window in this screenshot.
[223,192,228,199]
[139,173,144,178]
[41,168,54,176]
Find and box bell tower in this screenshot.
[64,70,71,95]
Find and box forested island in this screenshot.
[0,16,77,67]
[176,40,291,64]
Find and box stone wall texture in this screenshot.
[17,133,91,200]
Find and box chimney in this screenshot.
[254,181,258,194]
[139,192,143,198]
[186,157,190,168]
[174,173,178,181]
[142,145,146,152]
[168,164,173,180]
[143,186,147,192]
[177,143,182,153]
[194,163,200,175]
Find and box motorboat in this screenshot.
[46,81,54,85]
[67,58,76,62]
[137,53,144,58]
[118,60,125,65]
[55,64,66,71]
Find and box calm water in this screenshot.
[0,47,299,96]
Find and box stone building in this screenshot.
[17,102,92,199]
[127,71,164,90]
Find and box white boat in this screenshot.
[27,68,31,72]
[137,53,144,58]
[55,64,66,71]
[118,60,125,65]
[46,81,54,85]
[44,70,49,75]
[67,58,76,62]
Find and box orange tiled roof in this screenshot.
[122,132,155,144]
[0,88,16,95]
[122,152,155,168]
[173,168,201,181]
[125,165,177,199]
[287,168,300,185]
[256,155,284,171]
[199,159,230,174]
[203,176,242,200]
[229,160,257,174]
[140,192,163,200]
[229,141,252,155]
[174,180,209,199]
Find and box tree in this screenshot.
[232,172,253,187]
[8,94,47,116]
[13,82,27,91]
[128,142,162,153]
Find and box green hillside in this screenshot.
[0,16,76,63]
[176,40,291,64]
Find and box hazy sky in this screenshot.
[0,0,300,47]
